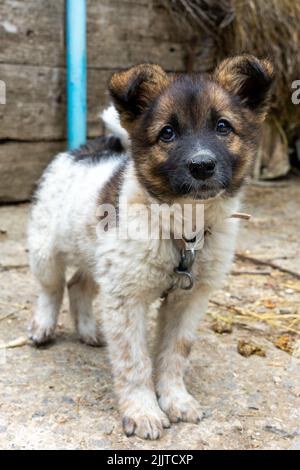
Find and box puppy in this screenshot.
[28,56,273,439]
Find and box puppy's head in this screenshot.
[109,56,274,202]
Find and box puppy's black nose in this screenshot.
[188,157,216,180]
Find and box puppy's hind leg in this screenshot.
[29,256,65,345]
[67,270,105,346]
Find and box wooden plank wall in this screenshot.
[0,0,205,201]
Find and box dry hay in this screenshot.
[162,0,300,177]
[210,294,300,337]
[208,260,300,355]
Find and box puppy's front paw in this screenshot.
[79,328,106,347]
[28,319,55,346]
[77,316,106,346]
[158,389,204,424]
[122,408,170,440]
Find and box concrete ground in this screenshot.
[0,177,299,450]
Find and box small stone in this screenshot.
[285,288,294,294]
[273,375,281,385]
[32,410,46,418]
[62,396,75,405]
[232,419,243,431]
[279,308,291,315]
[90,438,111,448]
[202,409,213,419]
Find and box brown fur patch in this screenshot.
[214,55,274,115]
[97,159,128,225]
[88,158,131,238]
[71,135,124,161]
[109,64,169,132]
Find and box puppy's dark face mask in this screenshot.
[109,57,274,202]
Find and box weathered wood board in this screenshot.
[0,0,65,68]
[0,64,110,140]
[0,141,66,202]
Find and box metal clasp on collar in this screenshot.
[172,237,197,291]
[160,232,207,299]
[177,246,196,271]
[174,267,194,290]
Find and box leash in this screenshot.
[160,211,251,300]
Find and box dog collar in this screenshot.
[160,211,251,300]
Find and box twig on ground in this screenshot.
[231,270,272,276]
[0,264,28,272]
[0,300,29,311]
[0,312,16,322]
[236,253,300,280]
[0,336,29,349]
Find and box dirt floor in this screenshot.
[0,177,300,450]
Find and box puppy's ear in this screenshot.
[109,64,168,130]
[214,55,274,114]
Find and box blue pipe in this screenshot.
[66,0,87,150]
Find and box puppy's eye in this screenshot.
[159,125,176,142]
[216,118,233,136]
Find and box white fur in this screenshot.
[100,104,130,149]
[28,107,240,440]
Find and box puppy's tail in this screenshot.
[100,105,129,150]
